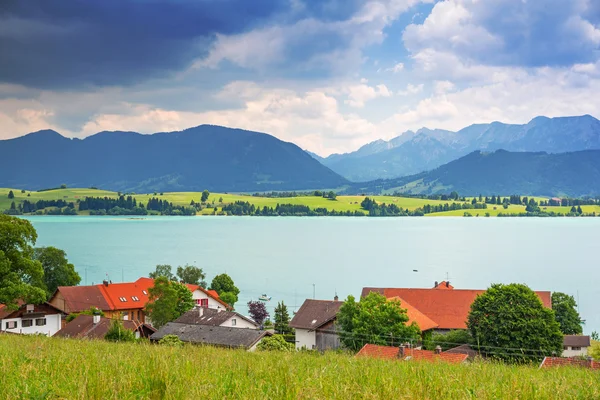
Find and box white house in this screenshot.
[0,303,65,336]
[289,299,343,351]
[563,335,591,357]
[189,287,231,310]
[174,307,259,329]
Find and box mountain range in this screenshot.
[348,149,600,197]
[315,115,600,181]
[0,126,347,192]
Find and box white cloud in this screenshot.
[398,83,424,96]
[344,83,392,108]
[386,62,405,73]
[434,80,455,94]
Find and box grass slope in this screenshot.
[1,188,597,217]
[0,335,597,399]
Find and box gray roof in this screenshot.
[174,308,258,328]
[150,323,270,349]
[563,335,591,347]
[289,299,343,330]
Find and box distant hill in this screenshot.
[315,115,600,181]
[347,149,600,197]
[0,126,347,192]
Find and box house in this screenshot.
[289,299,344,351]
[563,335,591,357]
[362,281,552,332]
[540,356,599,370]
[150,323,271,351]
[48,277,227,325]
[356,343,468,364]
[0,303,65,336]
[54,314,156,339]
[174,307,258,329]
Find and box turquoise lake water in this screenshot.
[23,216,600,334]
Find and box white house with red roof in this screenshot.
[0,303,65,336]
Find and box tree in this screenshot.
[248,300,269,327]
[424,329,472,351]
[591,342,600,361]
[274,301,292,334]
[201,190,210,203]
[218,197,223,203]
[33,246,81,298]
[7,190,14,199]
[210,274,239,296]
[577,205,583,214]
[592,331,599,341]
[326,191,337,200]
[176,264,206,286]
[337,292,421,352]
[145,277,194,329]
[257,335,294,351]
[0,215,46,309]
[149,264,176,281]
[66,306,104,323]
[551,292,583,335]
[159,334,184,347]
[467,283,563,363]
[104,319,136,342]
[219,292,237,308]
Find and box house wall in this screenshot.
[48,292,69,313]
[1,314,62,336]
[315,320,340,351]
[191,290,224,309]
[563,346,588,357]
[295,328,316,350]
[220,316,257,329]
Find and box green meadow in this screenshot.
[1,188,597,217]
[0,335,597,399]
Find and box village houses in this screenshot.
[0,302,65,336]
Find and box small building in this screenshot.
[356,343,468,364]
[187,286,231,311]
[0,303,65,336]
[563,335,591,357]
[54,314,155,339]
[289,299,344,351]
[174,307,258,329]
[150,323,271,351]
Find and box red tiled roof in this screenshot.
[54,315,146,339]
[0,303,64,319]
[356,344,468,364]
[97,277,155,311]
[362,286,552,330]
[388,297,438,332]
[55,285,112,313]
[540,357,599,370]
[434,281,454,290]
[207,290,219,299]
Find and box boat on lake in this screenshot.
[259,294,271,302]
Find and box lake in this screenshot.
[23,216,600,334]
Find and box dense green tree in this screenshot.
[577,205,583,214]
[210,274,240,297]
[274,301,292,334]
[467,283,563,363]
[326,191,337,200]
[570,206,577,213]
[0,215,46,309]
[7,190,14,199]
[176,264,206,286]
[247,300,269,327]
[592,331,599,341]
[104,319,136,342]
[149,264,176,281]
[201,190,210,203]
[551,292,583,335]
[219,292,237,308]
[424,329,472,351]
[218,197,223,203]
[145,277,194,329]
[337,292,421,352]
[34,246,81,298]
[257,335,294,351]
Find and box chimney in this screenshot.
[93,313,101,325]
[334,294,339,301]
[446,281,450,288]
[435,345,442,355]
[103,280,109,287]
[434,281,438,288]
[198,307,204,317]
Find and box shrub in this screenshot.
[104,320,137,342]
[158,335,184,347]
[257,335,295,352]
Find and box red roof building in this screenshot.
[540,357,599,370]
[356,343,468,364]
[362,281,552,331]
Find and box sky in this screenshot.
[1,0,599,156]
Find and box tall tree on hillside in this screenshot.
[274,301,292,334]
[34,247,81,298]
[467,283,563,363]
[7,190,14,199]
[337,292,420,352]
[0,215,46,309]
[176,264,206,287]
[145,276,194,329]
[551,292,583,335]
[201,190,210,203]
[210,273,240,307]
[248,300,269,327]
[149,264,176,281]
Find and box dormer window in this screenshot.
[132,296,140,301]
[119,297,127,302]
[142,290,147,295]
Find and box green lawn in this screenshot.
[0,335,597,399]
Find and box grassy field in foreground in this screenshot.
[1,188,597,217]
[0,335,598,399]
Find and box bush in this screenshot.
[424,330,472,351]
[104,319,137,342]
[257,335,295,352]
[158,335,184,347]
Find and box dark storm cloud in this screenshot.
[0,0,288,89]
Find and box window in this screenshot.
[200,298,208,308]
[132,296,139,301]
[142,290,147,295]
[5,321,17,329]
[572,346,581,351]
[35,318,46,326]
[22,319,33,328]
[232,318,237,326]
[119,297,127,302]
